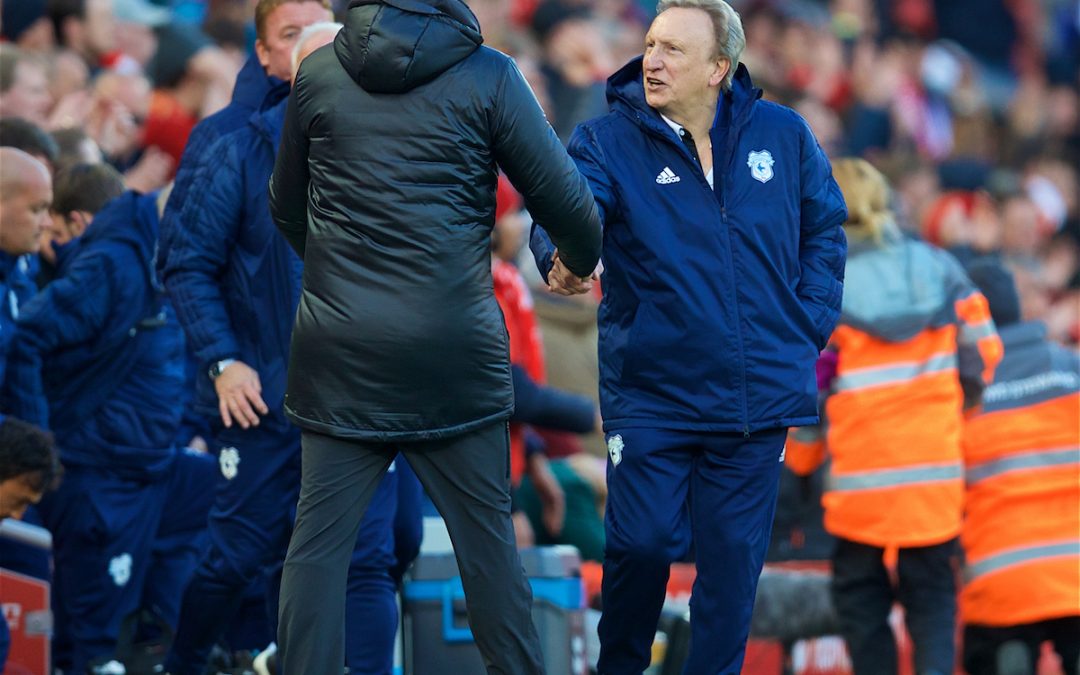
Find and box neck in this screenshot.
[661,89,721,140]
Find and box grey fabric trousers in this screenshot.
[277,421,544,675]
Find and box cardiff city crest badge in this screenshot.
[607,434,624,467]
[747,150,775,183]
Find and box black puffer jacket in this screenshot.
[268,0,602,441]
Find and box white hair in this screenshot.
[655,0,745,90]
[291,21,344,77]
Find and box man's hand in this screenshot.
[214,361,269,429]
[547,249,599,296]
[527,453,566,537]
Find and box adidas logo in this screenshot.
[655,167,680,184]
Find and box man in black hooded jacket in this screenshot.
[267,0,603,671]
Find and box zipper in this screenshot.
[714,119,752,437]
[637,107,753,433]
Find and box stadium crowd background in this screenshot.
[2,0,1077,350]
[0,0,1078,672]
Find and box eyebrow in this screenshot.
[647,36,684,49]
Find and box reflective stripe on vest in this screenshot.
[966,447,1080,486]
[792,426,823,443]
[964,540,1080,583]
[828,462,963,492]
[834,352,958,394]
[959,318,997,346]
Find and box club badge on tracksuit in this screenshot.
[219,447,241,480]
[109,553,132,587]
[607,434,624,467]
[747,150,775,183]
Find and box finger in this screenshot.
[235,393,260,428]
[229,396,256,429]
[219,398,233,428]
[245,385,269,416]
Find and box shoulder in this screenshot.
[471,46,515,73]
[756,100,805,125]
[200,125,250,170]
[294,46,344,93]
[187,105,245,150]
[570,112,630,152]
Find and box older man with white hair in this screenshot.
[159,20,410,675]
[531,0,848,671]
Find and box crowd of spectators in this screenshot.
[3,0,1076,346]
[0,0,1077,671]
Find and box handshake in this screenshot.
[547,249,603,296]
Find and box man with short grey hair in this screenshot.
[159,6,410,675]
[532,0,847,671]
[290,21,341,76]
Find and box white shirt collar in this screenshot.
[660,114,686,139]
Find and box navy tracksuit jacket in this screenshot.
[533,58,847,674]
[3,191,210,674]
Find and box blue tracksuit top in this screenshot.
[534,59,847,433]
[157,55,289,427]
[160,99,302,420]
[4,192,185,479]
[0,253,37,391]
[159,55,289,238]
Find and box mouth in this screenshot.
[645,78,666,89]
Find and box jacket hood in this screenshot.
[251,96,288,144]
[334,0,482,94]
[606,57,761,134]
[232,53,290,111]
[841,239,954,343]
[82,191,162,290]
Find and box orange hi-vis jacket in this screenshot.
[960,321,1080,627]
[787,238,1002,548]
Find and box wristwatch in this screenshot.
[208,358,237,380]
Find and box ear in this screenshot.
[255,38,272,70]
[69,211,93,238]
[709,58,730,88]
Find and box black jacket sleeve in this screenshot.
[490,58,602,278]
[269,84,311,259]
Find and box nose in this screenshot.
[643,50,661,72]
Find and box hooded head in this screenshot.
[832,157,892,246]
[966,259,1021,328]
[334,0,483,94]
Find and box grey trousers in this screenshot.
[278,421,544,675]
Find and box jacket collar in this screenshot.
[231,54,290,113]
[249,97,288,144]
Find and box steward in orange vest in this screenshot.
[960,260,1079,675]
[786,159,1003,675]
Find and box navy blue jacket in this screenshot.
[4,192,185,480]
[534,60,847,433]
[161,100,301,420]
[158,55,289,241]
[0,253,37,392]
[157,55,288,427]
